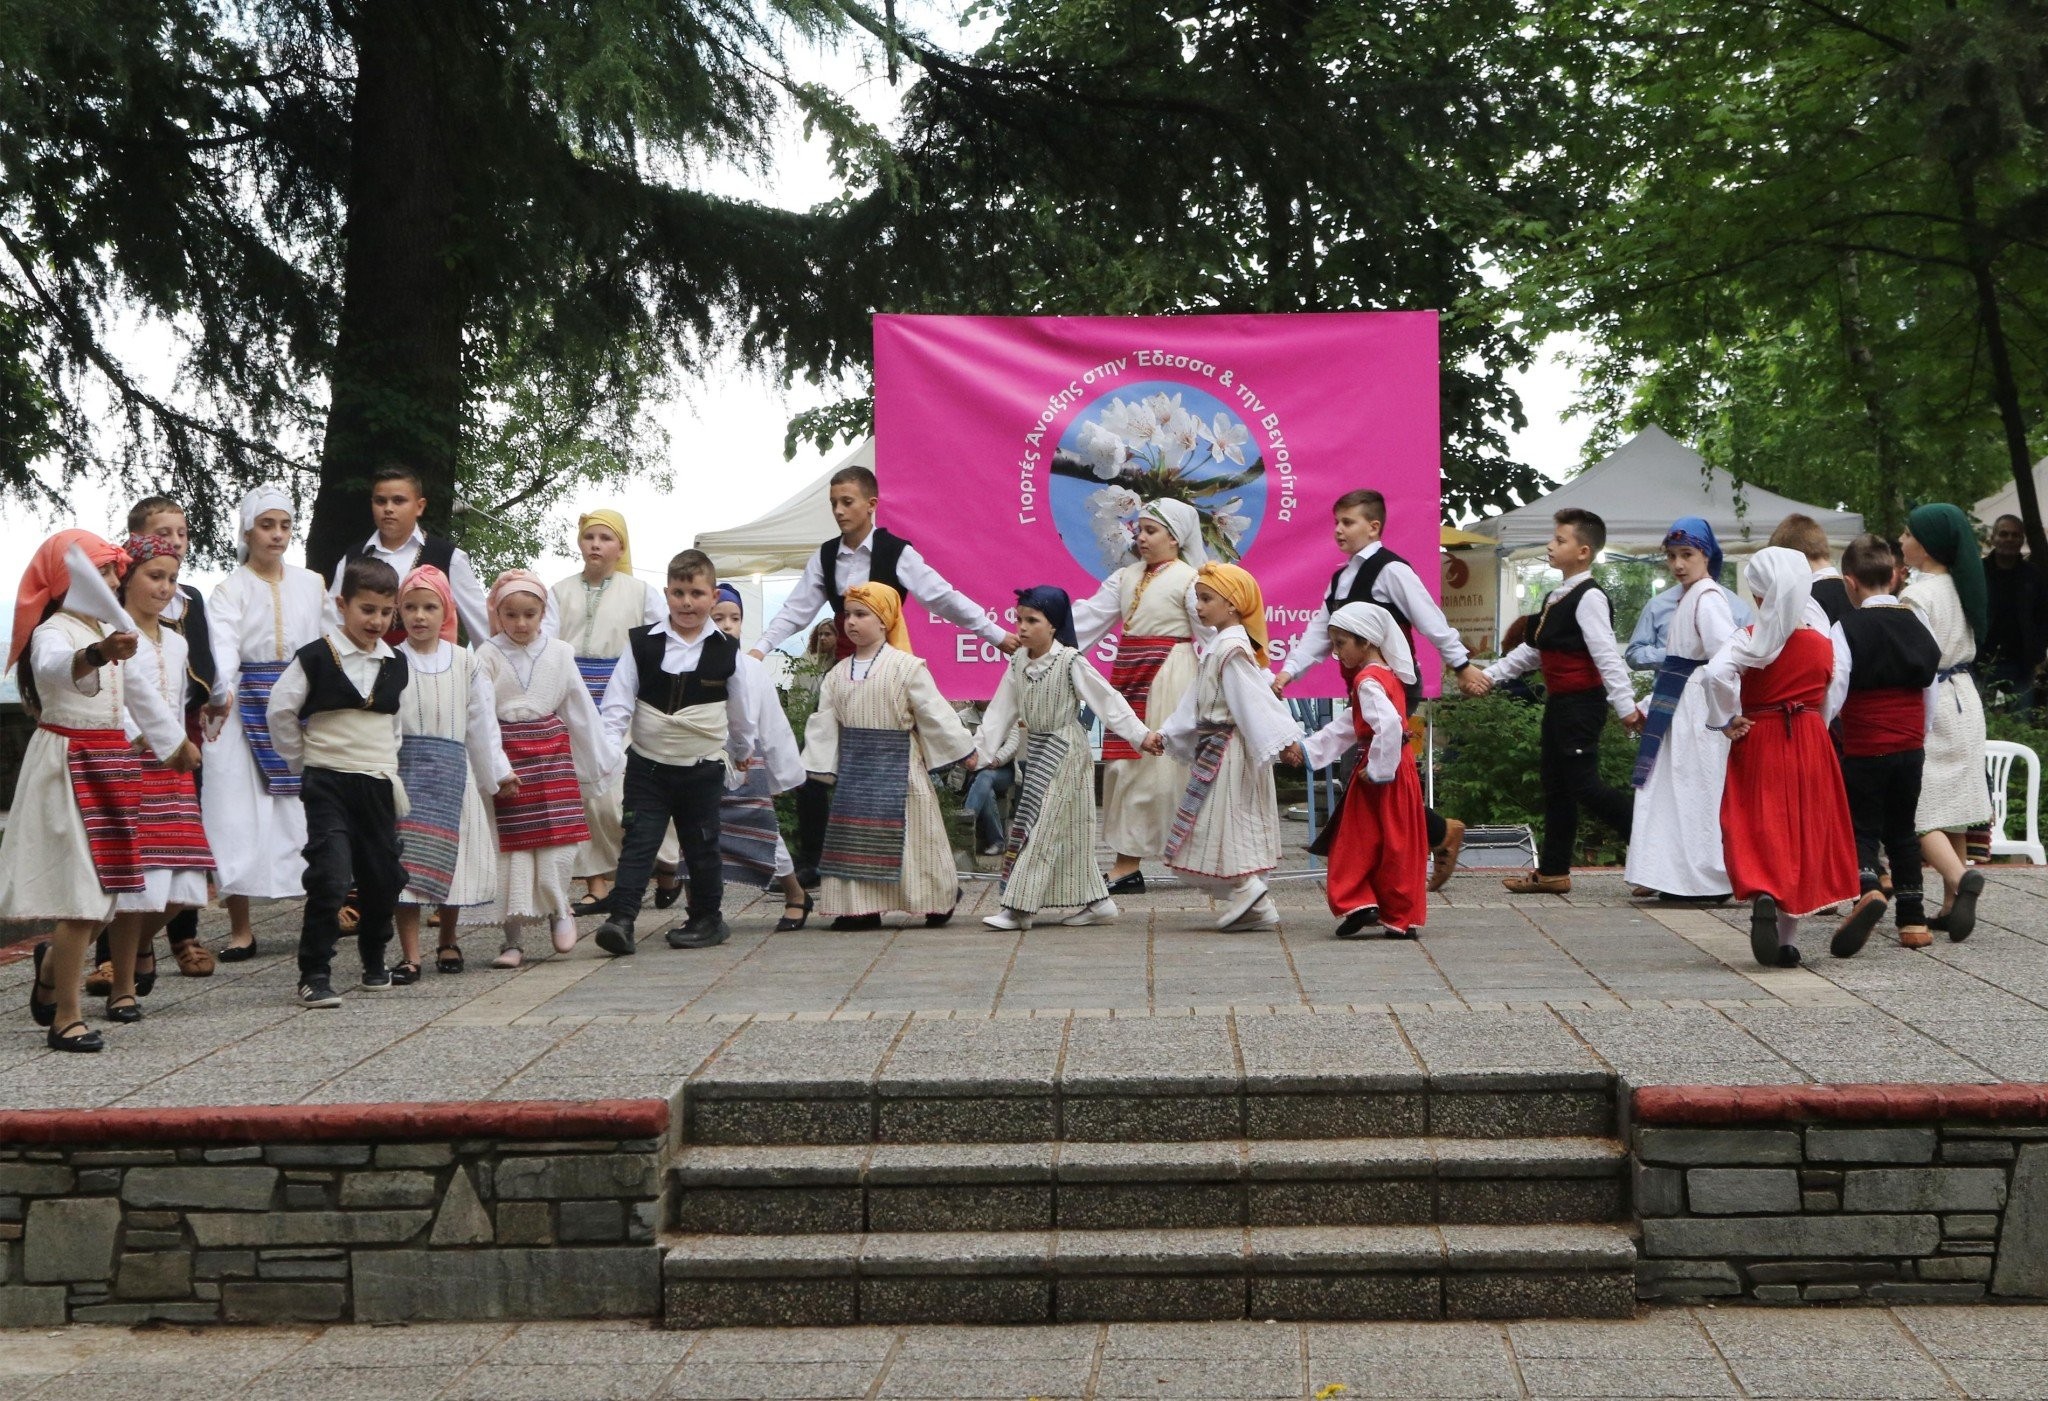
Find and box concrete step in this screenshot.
[670,1136,1629,1234]
[661,1223,1640,1326]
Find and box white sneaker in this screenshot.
[982,909,1029,931]
[551,916,579,953]
[1222,895,1281,932]
[1215,877,1269,930]
[1061,898,1119,927]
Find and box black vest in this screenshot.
[1328,547,1421,707]
[1811,576,1853,627]
[1529,578,1606,653]
[627,626,738,714]
[822,528,910,617]
[1840,605,1942,692]
[171,583,214,716]
[294,638,407,722]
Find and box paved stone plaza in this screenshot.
[4,1307,2048,1398]
[5,864,2048,1110]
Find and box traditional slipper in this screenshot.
[1429,819,1465,893]
[1830,891,1889,959]
[172,940,216,977]
[85,961,114,997]
[491,948,524,970]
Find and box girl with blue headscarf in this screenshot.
[976,586,1156,930]
[1624,516,1740,902]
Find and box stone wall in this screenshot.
[0,1099,672,1326]
[1631,1084,2048,1304]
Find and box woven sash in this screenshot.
[135,755,211,872]
[1163,722,1234,865]
[818,726,912,883]
[574,655,616,707]
[1000,730,1070,883]
[237,659,299,796]
[43,724,145,893]
[397,734,467,904]
[1103,635,1178,761]
[495,715,591,852]
[1631,655,1703,789]
[719,757,782,889]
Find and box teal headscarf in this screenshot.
[1907,503,1988,647]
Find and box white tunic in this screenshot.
[1073,559,1207,857]
[1625,580,1737,897]
[1158,626,1301,883]
[116,623,210,913]
[477,635,614,922]
[725,652,806,882]
[548,570,658,878]
[201,564,327,899]
[1903,572,1993,832]
[398,640,512,914]
[0,614,185,921]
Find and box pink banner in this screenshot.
[874,313,1441,699]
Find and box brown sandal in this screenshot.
[84,961,115,997]
[172,940,216,977]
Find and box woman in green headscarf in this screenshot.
[1900,503,1992,940]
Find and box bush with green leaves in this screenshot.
[1429,691,1637,867]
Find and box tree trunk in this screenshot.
[1834,251,1904,535]
[1956,164,2044,562]
[305,0,467,578]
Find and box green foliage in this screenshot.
[1430,691,1635,865]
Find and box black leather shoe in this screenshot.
[218,938,258,963]
[48,1020,104,1052]
[667,917,730,949]
[104,994,143,1024]
[830,913,883,931]
[1106,871,1146,896]
[775,892,815,932]
[29,943,55,1028]
[651,883,682,911]
[1335,906,1382,939]
[595,920,636,957]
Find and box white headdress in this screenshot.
[236,486,293,562]
[1328,601,1418,684]
[1141,499,1208,571]
[1729,546,1815,671]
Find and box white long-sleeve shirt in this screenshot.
[1281,541,1471,680]
[1300,671,1407,781]
[1483,573,1638,721]
[326,527,554,645]
[1826,595,1939,733]
[266,630,404,776]
[597,618,757,774]
[34,618,186,761]
[972,646,1152,767]
[754,524,1005,653]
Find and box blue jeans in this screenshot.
[963,764,1015,849]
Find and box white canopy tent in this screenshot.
[693,439,873,577]
[1972,457,2048,530]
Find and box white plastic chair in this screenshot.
[1984,740,2046,864]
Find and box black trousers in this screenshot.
[297,768,404,983]
[1840,748,1925,925]
[1538,691,1634,876]
[612,751,724,925]
[794,777,832,874]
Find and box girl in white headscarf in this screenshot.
[1298,603,1430,938]
[201,487,330,959]
[1702,547,1858,968]
[1069,498,1214,893]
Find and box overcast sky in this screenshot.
[0,8,1592,598]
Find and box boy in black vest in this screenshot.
[1273,488,1487,890]
[596,549,759,955]
[1473,508,1643,892]
[330,465,516,644]
[1828,535,1943,957]
[748,463,1015,883]
[267,558,410,1008]
[1771,513,1852,627]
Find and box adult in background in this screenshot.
[1981,514,2045,715]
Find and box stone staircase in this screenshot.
[659,1050,1638,1326]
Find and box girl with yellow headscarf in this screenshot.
[549,509,662,913]
[799,583,977,929]
[1153,561,1305,931]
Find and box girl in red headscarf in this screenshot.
[0,532,193,1051]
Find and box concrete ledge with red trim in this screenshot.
[1631,1082,2048,1305]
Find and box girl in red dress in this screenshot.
[1704,546,1859,967]
[1300,603,1430,939]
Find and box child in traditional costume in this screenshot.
[1474,508,1641,893]
[267,558,410,1006]
[1158,562,1304,931]
[203,487,330,959]
[1298,603,1428,939]
[1703,547,1859,967]
[3,533,190,1051]
[392,565,514,980]
[328,464,515,643]
[478,569,616,966]
[1071,498,1212,896]
[709,583,812,931]
[1826,535,1942,956]
[549,508,661,914]
[1625,517,1738,903]
[101,534,215,1020]
[592,551,757,955]
[1899,503,1993,940]
[800,582,978,930]
[978,586,1153,931]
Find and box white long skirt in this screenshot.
[114,868,210,914]
[1624,675,1732,897]
[572,769,626,879]
[1918,674,1993,833]
[1101,641,1197,857]
[201,708,307,899]
[400,776,499,922]
[1164,737,1282,884]
[492,842,579,923]
[820,765,959,919]
[0,730,120,922]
